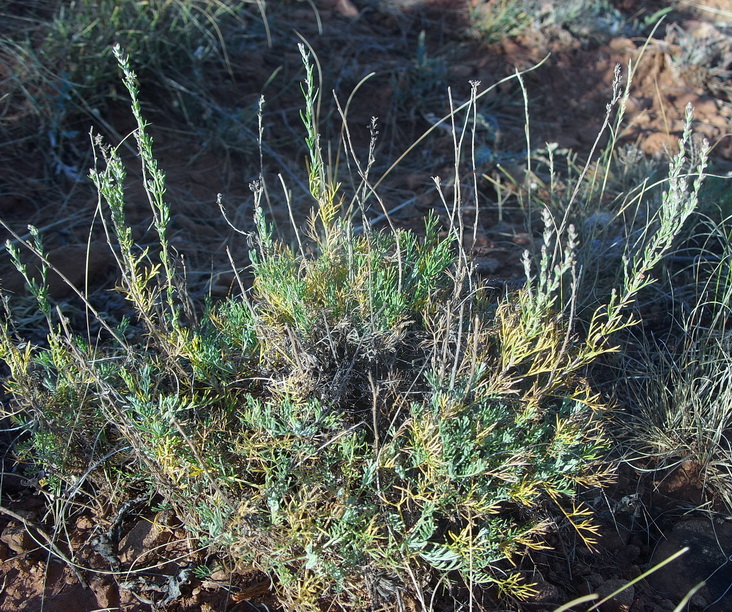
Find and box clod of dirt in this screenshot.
[0,521,35,554]
[119,518,174,565]
[88,576,121,610]
[529,569,562,606]
[596,578,634,612]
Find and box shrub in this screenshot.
[0,45,707,609]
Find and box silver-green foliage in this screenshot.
[0,45,710,611]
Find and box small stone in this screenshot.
[641,132,679,156]
[155,508,179,528]
[596,578,634,612]
[1,522,35,554]
[90,576,120,609]
[588,573,604,589]
[204,563,231,586]
[76,515,94,531]
[648,517,732,611]
[530,570,561,604]
[608,37,636,53]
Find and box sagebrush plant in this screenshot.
[0,45,709,611]
[493,61,719,514]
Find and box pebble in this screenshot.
[0,522,34,555]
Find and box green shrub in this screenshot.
[0,45,707,610]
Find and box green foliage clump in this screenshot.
[0,44,709,610]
